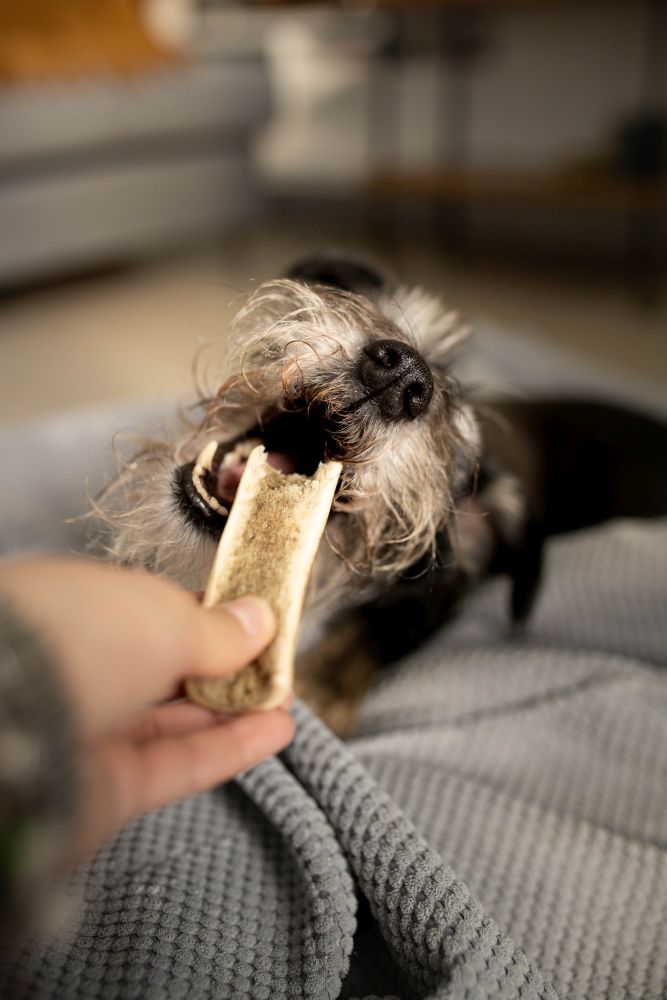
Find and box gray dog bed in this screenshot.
[3,517,666,999]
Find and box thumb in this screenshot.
[190,597,276,680]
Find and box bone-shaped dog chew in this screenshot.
[186,446,342,712]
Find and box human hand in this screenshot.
[0,557,294,859]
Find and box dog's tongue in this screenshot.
[217,452,296,506]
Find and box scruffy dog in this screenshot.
[95,253,667,733]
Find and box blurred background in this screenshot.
[1,0,666,428]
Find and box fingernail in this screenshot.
[223,597,275,637]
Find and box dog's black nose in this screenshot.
[358,339,434,421]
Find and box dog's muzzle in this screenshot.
[173,401,338,537]
[358,339,434,421]
[173,340,435,538]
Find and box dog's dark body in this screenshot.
[354,398,667,654]
[101,251,667,734]
[480,398,667,620]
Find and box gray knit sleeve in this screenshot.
[0,597,80,946]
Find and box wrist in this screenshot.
[0,597,80,946]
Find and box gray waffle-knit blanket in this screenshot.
[3,518,666,999]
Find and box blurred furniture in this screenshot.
[365,2,667,277]
[0,31,269,286]
[257,0,666,282]
[369,167,667,213]
[0,0,170,82]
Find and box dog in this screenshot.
[94,252,667,734]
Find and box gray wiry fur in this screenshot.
[93,279,479,616]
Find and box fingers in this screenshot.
[125,696,294,744]
[141,597,278,706]
[120,701,222,742]
[76,709,294,859]
[0,558,278,736]
[133,709,294,812]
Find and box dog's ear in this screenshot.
[284,251,393,301]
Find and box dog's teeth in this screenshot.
[195,440,218,471]
[192,441,228,515]
[221,437,262,468]
[191,437,261,514]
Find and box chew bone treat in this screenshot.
[186,445,342,712]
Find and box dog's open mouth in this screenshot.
[174,401,339,537]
